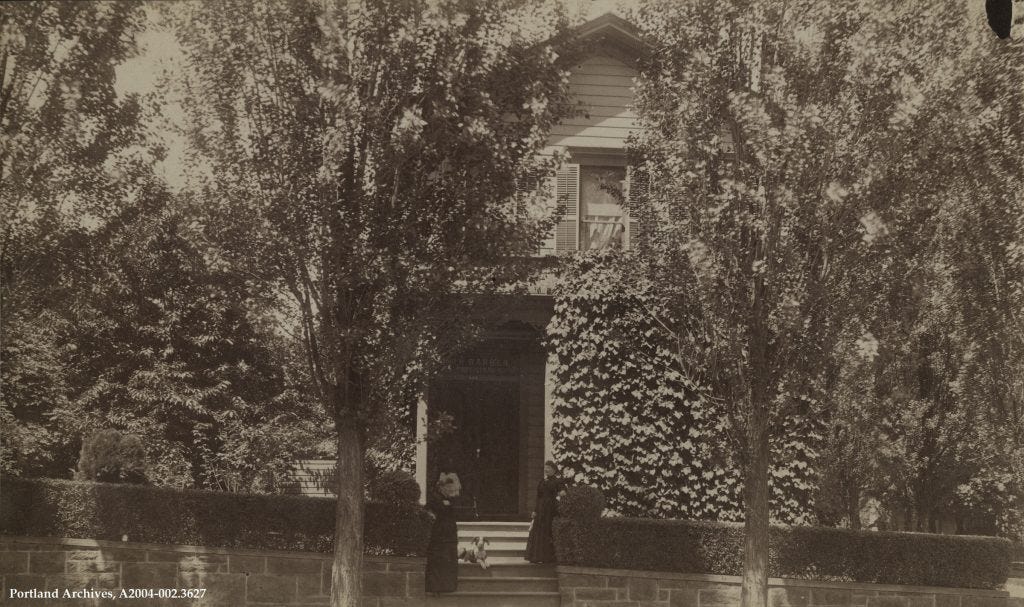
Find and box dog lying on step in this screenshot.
[458,537,490,570]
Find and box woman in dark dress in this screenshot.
[525,461,567,564]
[425,472,460,594]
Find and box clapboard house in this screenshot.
[415,12,652,520]
[291,13,658,521]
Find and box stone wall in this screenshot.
[0,537,423,606]
[558,566,1021,607]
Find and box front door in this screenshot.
[428,380,519,517]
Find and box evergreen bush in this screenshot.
[554,515,1010,589]
[0,476,430,556]
[75,429,148,484]
[558,485,606,520]
[368,470,420,504]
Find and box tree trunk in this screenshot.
[330,424,365,607]
[741,413,770,607]
[847,487,861,530]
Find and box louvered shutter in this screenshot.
[540,172,557,254]
[626,164,649,250]
[555,164,579,253]
[516,169,556,255]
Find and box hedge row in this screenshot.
[554,517,1011,590]
[0,477,430,556]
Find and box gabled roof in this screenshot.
[569,12,648,62]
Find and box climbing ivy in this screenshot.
[548,251,819,523]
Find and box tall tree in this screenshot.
[166,1,573,603]
[0,2,148,322]
[630,1,1012,604]
[0,1,148,475]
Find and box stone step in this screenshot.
[425,591,561,607]
[458,562,555,578]
[457,576,560,593]
[457,521,532,534]
[463,555,534,565]
[457,529,530,541]
[458,541,527,556]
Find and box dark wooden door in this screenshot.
[428,380,519,517]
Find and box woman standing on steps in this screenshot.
[425,471,460,594]
[525,461,567,564]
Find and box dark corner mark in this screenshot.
[986,0,1023,39]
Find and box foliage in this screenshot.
[553,516,1011,589]
[75,429,148,484]
[0,3,325,494]
[629,0,1024,599]
[0,476,430,556]
[1,1,148,478]
[167,0,574,431]
[788,5,1024,535]
[2,186,331,492]
[166,0,575,601]
[1,2,150,322]
[59,196,331,491]
[557,485,606,520]
[0,312,75,477]
[367,470,420,504]
[548,251,819,523]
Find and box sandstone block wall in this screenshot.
[0,537,423,606]
[557,566,1020,607]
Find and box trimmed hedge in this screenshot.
[553,516,1011,590]
[558,485,605,520]
[0,477,430,556]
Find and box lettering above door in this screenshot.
[449,354,515,376]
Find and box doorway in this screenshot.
[427,379,520,518]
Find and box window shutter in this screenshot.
[626,164,649,250]
[555,163,579,253]
[515,169,540,214]
[516,169,556,255]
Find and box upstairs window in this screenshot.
[519,161,645,256]
[579,165,626,250]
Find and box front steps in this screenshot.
[426,521,560,607]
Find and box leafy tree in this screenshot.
[628,1,1018,604]
[1,1,148,477]
[813,11,1024,537]
[60,190,329,490]
[0,311,74,477]
[0,2,340,495]
[166,1,573,602]
[1,2,149,323]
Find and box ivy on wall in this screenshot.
[547,251,819,523]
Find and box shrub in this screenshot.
[75,430,147,484]
[368,470,420,504]
[0,476,430,556]
[554,516,1010,589]
[558,485,605,520]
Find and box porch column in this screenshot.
[543,353,555,464]
[415,393,428,505]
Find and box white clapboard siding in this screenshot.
[560,116,637,128]
[573,57,638,74]
[285,459,337,498]
[569,73,638,88]
[570,105,637,119]
[550,124,637,139]
[549,55,639,150]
